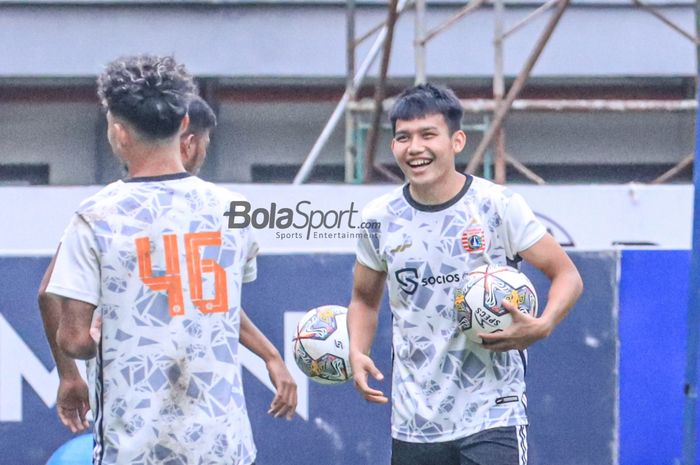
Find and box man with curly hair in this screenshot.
[45,55,293,465]
[38,94,222,436]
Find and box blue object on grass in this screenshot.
[46,434,92,465]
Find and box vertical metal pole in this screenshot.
[345,0,357,183]
[364,0,400,183]
[681,2,700,462]
[293,0,411,185]
[415,0,427,85]
[356,125,367,183]
[466,0,569,174]
[483,114,493,180]
[493,0,507,184]
[94,107,106,183]
[199,79,221,182]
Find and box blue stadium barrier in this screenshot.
[526,252,618,465]
[0,251,692,465]
[619,250,700,465]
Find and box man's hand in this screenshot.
[56,377,90,433]
[350,352,388,404]
[89,314,102,343]
[479,299,552,352]
[266,357,297,420]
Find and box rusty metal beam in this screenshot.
[502,0,559,40]
[415,0,427,84]
[293,0,411,184]
[506,152,546,185]
[465,99,697,112]
[493,0,506,184]
[651,153,693,184]
[374,163,404,183]
[364,0,400,183]
[633,0,699,44]
[420,0,486,45]
[345,0,357,183]
[466,0,570,175]
[355,19,387,47]
[355,0,413,47]
[349,98,697,113]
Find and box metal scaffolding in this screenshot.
[293,0,699,185]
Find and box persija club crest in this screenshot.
[461,226,486,253]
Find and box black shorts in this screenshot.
[391,425,528,465]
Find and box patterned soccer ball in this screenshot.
[453,265,538,343]
[293,305,352,385]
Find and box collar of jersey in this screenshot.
[403,174,473,212]
[124,172,192,183]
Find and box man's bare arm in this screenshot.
[239,309,297,420]
[39,248,83,378]
[347,262,388,403]
[480,234,583,351]
[38,246,90,432]
[56,297,97,360]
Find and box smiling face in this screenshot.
[391,113,467,203]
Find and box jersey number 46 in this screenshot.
[135,231,228,317]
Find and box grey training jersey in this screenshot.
[48,174,259,465]
[356,175,546,443]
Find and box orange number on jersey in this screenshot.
[136,231,229,317]
[136,235,185,317]
[185,232,229,314]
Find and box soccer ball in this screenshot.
[293,305,352,385]
[453,265,538,343]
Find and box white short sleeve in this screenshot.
[503,193,547,257]
[46,214,101,306]
[242,228,259,283]
[58,225,70,244]
[355,223,386,272]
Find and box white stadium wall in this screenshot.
[0,3,695,78]
[0,184,691,253]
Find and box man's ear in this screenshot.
[452,130,467,153]
[181,133,195,159]
[112,122,131,152]
[180,114,190,135]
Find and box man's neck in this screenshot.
[409,171,466,205]
[123,144,186,178]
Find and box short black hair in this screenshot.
[186,96,217,136]
[389,83,463,134]
[97,55,197,140]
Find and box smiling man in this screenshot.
[347,83,583,465]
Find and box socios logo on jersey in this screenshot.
[395,268,461,294]
[421,273,460,286]
[395,268,419,295]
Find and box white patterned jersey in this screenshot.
[356,175,546,443]
[47,173,259,465]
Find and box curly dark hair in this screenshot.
[389,83,463,135]
[97,55,198,140]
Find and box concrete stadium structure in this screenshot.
[0,0,697,185]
